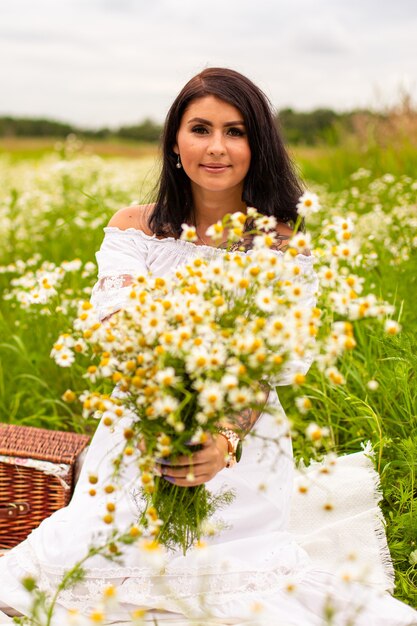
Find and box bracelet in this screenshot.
[217,428,243,468]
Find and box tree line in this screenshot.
[0,109,384,146]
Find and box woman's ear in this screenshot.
[173,143,179,155]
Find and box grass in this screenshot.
[291,139,417,189]
[0,137,416,611]
[0,136,159,161]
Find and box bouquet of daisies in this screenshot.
[52,206,394,553]
[51,210,321,553]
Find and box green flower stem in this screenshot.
[293,214,303,235]
[44,539,116,626]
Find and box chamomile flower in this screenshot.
[255,288,276,313]
[74,309,97,331]
[199,383,225,412]
[254,215,277,231]
[252,232,279,250]
[185,349,209,373]
[296,191,320,217]
[385,319,401,335]
[325,367,345,385]
[295,396,312,414]
[206,221,224,241]
[288,232,312,255]
[155,367,179,387]
[153,395,180,417]
[137,539,166,569]
[228,386,255,409]
[220,374,239,391]
[54,348,75,367]
[305,422,330,443]
[230,211,247,228]
[180,224,198,242]
[208,345,227,367]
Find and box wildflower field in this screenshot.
[0,137,416,608]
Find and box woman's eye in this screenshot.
[191,126,208,134]
[227,127,245,137]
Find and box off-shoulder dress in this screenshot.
[0,228,416,626]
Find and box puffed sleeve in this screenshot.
[273,254,319,386]
[90,228,149,322]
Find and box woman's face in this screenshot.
[174,95,251,198]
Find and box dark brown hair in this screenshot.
[149,67,303,237]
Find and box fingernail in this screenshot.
[156,458,171,465]
[164,477,176,483]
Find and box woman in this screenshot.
[0,68,416,626]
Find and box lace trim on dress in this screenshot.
[37,562,309,613]
[90,273,136,321]
[12,539,308,613]
[96,274,134,291]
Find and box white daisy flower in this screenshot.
[305,422,329,442]
[185,349,209,373]
[289,232,312,254]
[255,288,276,312]
[296,191,320,217]
[228,386,255,409]
[153,395,180,416]
[155,367,179,387]
[206,221,225,241]
[220,374,239,391]
[295,396,312,414]
[385,319,401,335]
[254,215,277,231]
[180,224,198,242]
[54,348,75,367]
[199,383,225,411]
[61,259,82,272]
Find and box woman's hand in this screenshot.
[155,434,229,487]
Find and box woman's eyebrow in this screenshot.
[187,117,245,127]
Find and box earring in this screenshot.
[176,154,182,169]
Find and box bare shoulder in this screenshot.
[273,221,293,249]
[107,204,155,234]
[275,222,294,238]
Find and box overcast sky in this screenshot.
[1,0,416,128]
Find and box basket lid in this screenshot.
[0,424,90,464]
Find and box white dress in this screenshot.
[0,228,416,626]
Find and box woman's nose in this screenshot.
[207,131,226,155]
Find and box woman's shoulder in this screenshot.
[275,222,293,238]
[107,204,155,234]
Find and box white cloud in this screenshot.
[0,0,416,126]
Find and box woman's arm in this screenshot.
[94,205,154,322]
[157,385,271,487]
[221,383,270,436]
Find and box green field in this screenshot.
[0,136,416,609]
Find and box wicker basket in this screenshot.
[0,423,90,549]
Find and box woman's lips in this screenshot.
[200,164,230,173]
